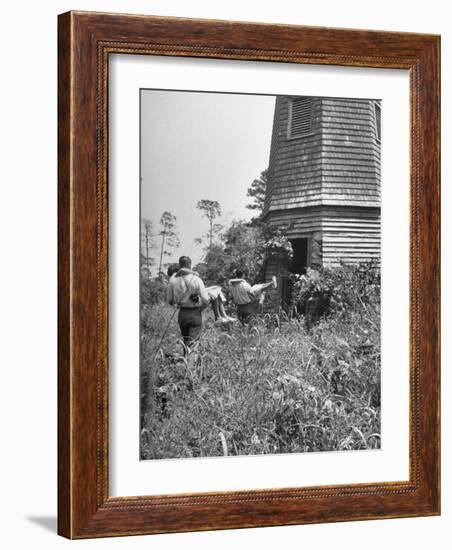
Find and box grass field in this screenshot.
[140,300,381,460]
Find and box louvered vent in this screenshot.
[374,102,381,141]
[288,97,313,138]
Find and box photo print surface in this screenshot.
[140,89,381,460]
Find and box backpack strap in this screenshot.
[176,275,196,307]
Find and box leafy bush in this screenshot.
[141,276,167,306]
[193,220,293,287]
[289,261,380,326]
[261,226,293,263]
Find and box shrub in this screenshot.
[194,220,294,287]
[289,261,380,326]
[141,276,167,306]
[139,262,381,459]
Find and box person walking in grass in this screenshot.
[167,256,210,352]
[229,269,277,324]
[167,264,235,325]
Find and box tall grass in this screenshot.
[140,297,380,459]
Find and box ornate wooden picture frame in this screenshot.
[58,11,440,539]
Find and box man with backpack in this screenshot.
[166,256,210,351]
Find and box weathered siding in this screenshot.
[263,95,381,273]
[263,96,323,214]
[321,207,380,266]
[265,206,380,267]
[319,98,380,207]
[264,96,381,214]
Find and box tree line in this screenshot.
[140,169,291,285]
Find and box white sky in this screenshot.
[141,89,275,270]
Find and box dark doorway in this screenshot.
[290,238,309,275]
[281,238,309,310]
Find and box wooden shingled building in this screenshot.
[262,95,381,287]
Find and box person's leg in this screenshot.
[216,291,237,321]
[237,303,254,324]
[236,304,244,324]
[205,285,222,299]
[210,297,220,321]
[246,302,257,323]
[178,309,190,354]
[251,282,274,296]
[218,299,228,319]
[205,287,223,321]
[186,308,202,347]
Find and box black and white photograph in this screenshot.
[140,89,382,460]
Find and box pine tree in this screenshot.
[246,169,268,214]
[157,211,180,277]
[196,199,222,252]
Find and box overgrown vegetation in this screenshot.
[140,167,380,459]
[290,260,380,326]
[140,262,380,459]
[194,221,293,287]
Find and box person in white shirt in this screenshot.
[229,269,277,323]
[167,264,235,325]
[167,256,210,351]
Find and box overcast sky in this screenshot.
[141,89,275,271]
